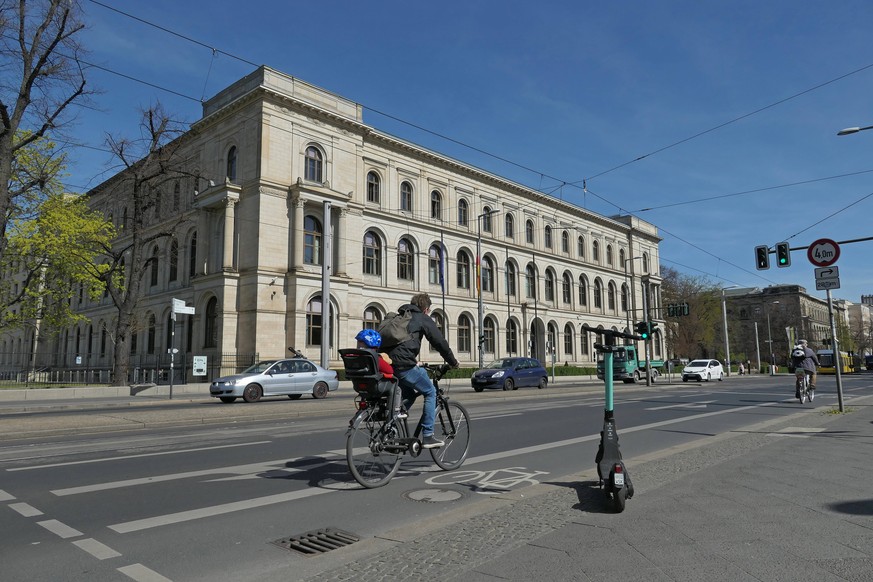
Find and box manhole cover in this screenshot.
[403,488,464,503]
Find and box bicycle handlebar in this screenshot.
[421,362,452,382]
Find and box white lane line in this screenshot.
[37,519,83,539]
[9,502,43,517]
[73,538,122,560]
[8,441,271,472]
[646,400,716,411]
[118,563,173,582]
[52,459,291,496]
[0,489,14,501]
[109,487,332,534]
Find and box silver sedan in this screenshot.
[210,358,339,403]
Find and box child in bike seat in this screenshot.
[355,329,405,418]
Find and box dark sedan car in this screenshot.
[471,357,548,392]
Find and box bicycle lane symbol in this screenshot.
[425,467,549,495]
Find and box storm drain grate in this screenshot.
[272,527,360,556]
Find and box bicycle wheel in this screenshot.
[346,409,403,488]
[430,400,471,470]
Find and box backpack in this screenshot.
[377,310,414,349]
[791,346,806,361]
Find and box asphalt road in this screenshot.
[0,374,869,581]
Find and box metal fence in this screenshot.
[0,352,259,386]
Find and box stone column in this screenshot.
[223,198,236,271]
[336,207,348,276]
[293,197,305,270]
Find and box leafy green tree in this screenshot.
[0,0,90,267]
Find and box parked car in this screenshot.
[681,359,724,382]
[210,358,339,403]
[471,357,548,392]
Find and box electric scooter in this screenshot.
[583,325,639,513]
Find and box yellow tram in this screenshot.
[816,350,853,374]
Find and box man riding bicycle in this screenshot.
[791,339,819,399]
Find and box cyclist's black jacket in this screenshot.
[385,304,459,372]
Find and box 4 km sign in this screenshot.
[807,238,840,267]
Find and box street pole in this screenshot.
[477,209,499,369]
[754,321,761,375]
[721,286,738,376]
[826,289,844,412]
[767,310,774,376]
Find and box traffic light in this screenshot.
[649,321,659,335]
[634,321,650,339]
[776,242,791,267]
[755,245,770,270]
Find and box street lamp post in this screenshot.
[766,300,779,376]
[721,285,739,376]
[477,208,500,369]
[623,256,643,333]
[837,125,873,136]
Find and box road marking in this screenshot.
[8,441,271,472]
[0,489,14,501]
[37,519,82,539]
[73,538,122,560]
[109,487,332,533]
[9,502,43,517]
[645,400,716,411]
[118,563,173,582]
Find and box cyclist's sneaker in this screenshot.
[809,389,815,402]
[422,435,444,448]
[394,409,408,420]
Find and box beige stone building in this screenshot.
[7,67,664,381]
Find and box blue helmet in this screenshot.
[355,328,382,348]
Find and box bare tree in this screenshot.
[0,0,90,262]
[660,266,721,360]
[96,104,196,385]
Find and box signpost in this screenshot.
[169,299,195,399]
[807,241,844,411]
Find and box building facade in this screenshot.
[6,67,665,381]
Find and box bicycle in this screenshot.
[795,368,814,403]
[341,355,471,488]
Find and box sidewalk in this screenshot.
[300,393,873,582]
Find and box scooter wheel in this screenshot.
[613,488,627,513]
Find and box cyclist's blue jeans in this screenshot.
[395,366,436,436]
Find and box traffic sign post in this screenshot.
[814,266,840,291]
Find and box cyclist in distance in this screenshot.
[791,339,819,398]
[385,293,459,449]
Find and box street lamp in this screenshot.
[477,208,500,369]
[721,285,739,376]
[766,301,779,376]
[623,256,643,333]
[837,125,873,136]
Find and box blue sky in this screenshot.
[64,0,873,303]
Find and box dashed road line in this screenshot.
[72,537,123,560]
[37,518,82,539]
[9,502,43,517]
[118,563,173,582]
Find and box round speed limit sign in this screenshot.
[807,238,840,267]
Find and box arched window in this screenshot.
[173,181,181,211]
[505,213,514,239]
[362,232,382,276]
[544,225,553,249]
[619,248,626,267]
[458,199,468,227]
[482,256,495,293]
[363,306,381,330]
[564,323,574,356]
[505,262,517,297]
[592,240,600,262]
[544,270,555,302]
[430,190,442,220]
[483,317,496,354]
[579,275,588,307]
[608,282,617,311]
[226,146,237,181]
[562,231,570,253]
[366,171,380,203]
[505,319,518,355]
[525,264,536,299]
[305,146,323,182]
[580,325,590,355]
[577,235,585,258]
[188,231,198,277]
[643,253,650,273]
[147,314,157,354]
[169,239,179,282]
[481,206,493,232]
[456,251,471,289]
[397,238,414,281]
[304,216,322,265]
[621,283,629,312]
[606,244,614,266]
[204,297,218,348]
[400,181,413,212]
[526,220,535,244]
[457,314,472,353]
[594,279,603,309]
[306,296,334,348]
[562,272,572,304]
[428,244,443,286]
[150,246,160,287]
